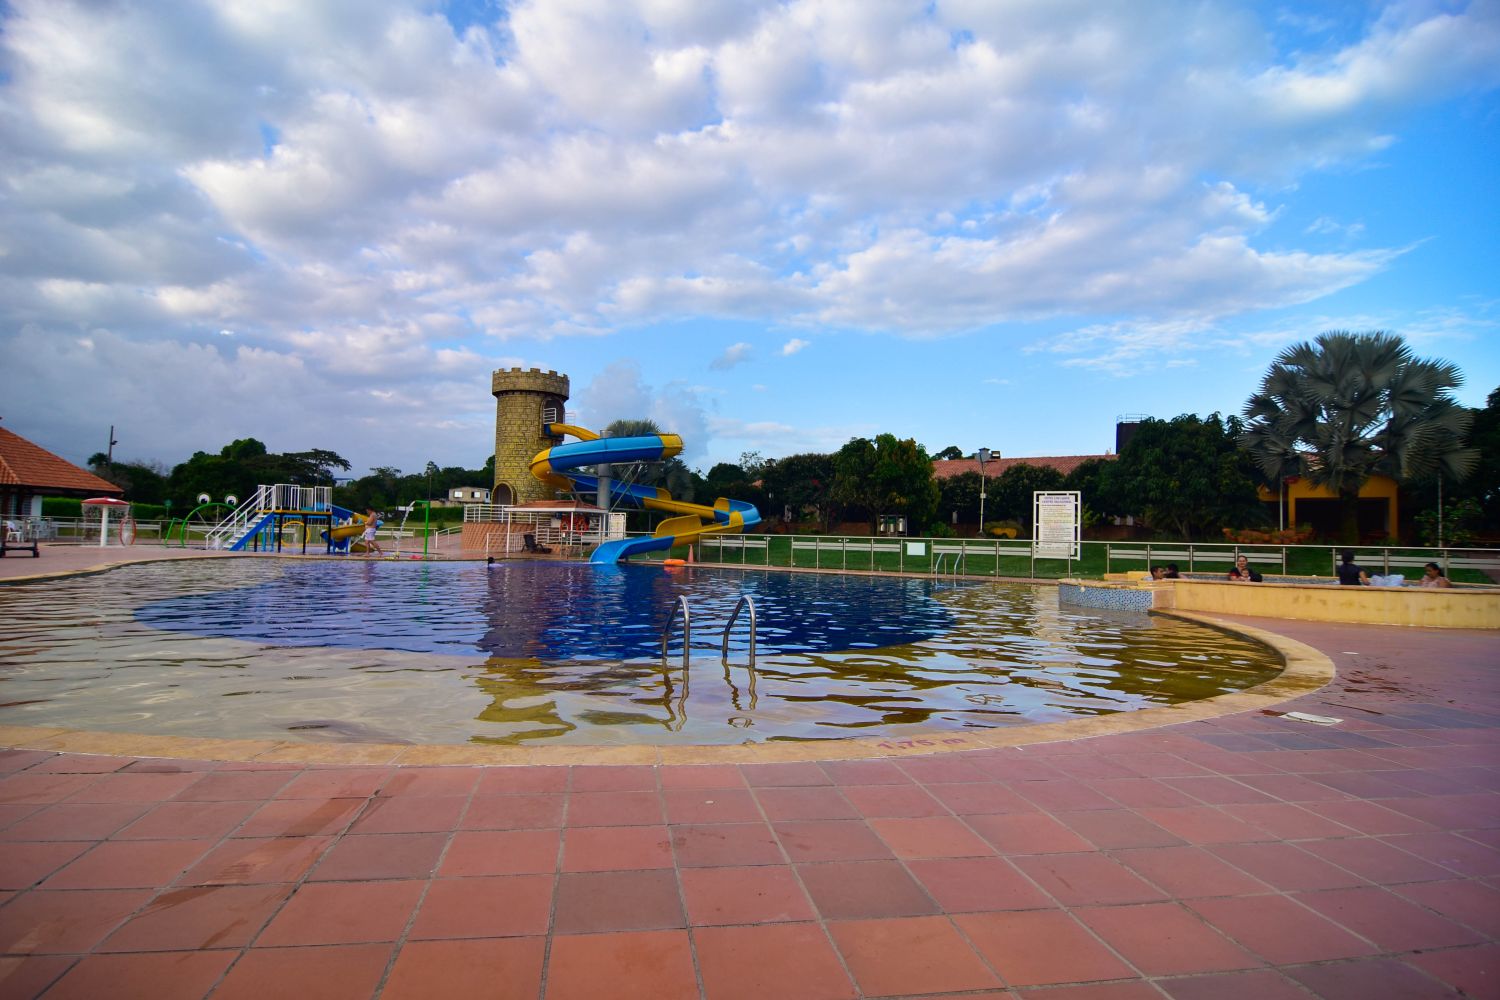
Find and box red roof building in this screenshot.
[932,454,1114,480]
[0,425,123,519]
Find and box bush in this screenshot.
[41,498,82,518]
[41,498,173,520]
[927,522,956,538]
[1415,499,1482,547]
[1221,525,1314,544]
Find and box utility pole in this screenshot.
[106,425,119,467]
[977,448,991,535]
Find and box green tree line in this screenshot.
[82,333,1496,545]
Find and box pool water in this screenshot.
[0,560,1282,745]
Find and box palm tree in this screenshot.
[1241,331,1477,543]
[601,418,696,502]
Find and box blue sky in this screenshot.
[1,0,1496,478]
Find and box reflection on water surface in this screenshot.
[0,560,1281,745]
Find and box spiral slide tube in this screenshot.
[530,424,762,563]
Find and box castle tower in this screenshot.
[491,367,569,507]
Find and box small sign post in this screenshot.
[1032,491,1081,577]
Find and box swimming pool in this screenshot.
[0,560,1282,745]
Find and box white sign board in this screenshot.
[1033,491,1080,559]
[905,541,927,557]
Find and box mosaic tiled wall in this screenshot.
[1058,582,1155,612]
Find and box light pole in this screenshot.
[977,448,991,536]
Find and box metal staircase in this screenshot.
[203,484,334,551]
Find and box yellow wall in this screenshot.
[1257,473,1399,536]
[1165,579,1500,629]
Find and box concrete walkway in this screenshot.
[0,544,233,582]
[1,560,1497,997]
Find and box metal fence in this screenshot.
[671,532,1500,583]
[21,515,1499,583]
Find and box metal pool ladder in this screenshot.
[933,552,964,577]
[659,595,758,667]
[661,596,691,667]
[721,595,757,667]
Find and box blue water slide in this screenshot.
[531,427,762,563]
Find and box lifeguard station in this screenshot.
[201,484,360,554]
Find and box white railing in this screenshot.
[197,484,334,550]
[267,484,332,511]
[203,486,274,550]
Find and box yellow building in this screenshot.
[1258,474,1399,541]
[491,367,569,507]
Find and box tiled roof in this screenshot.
[932,454,1115,480]
[0,426,124,494]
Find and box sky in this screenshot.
[1,0,1497,481]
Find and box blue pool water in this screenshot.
[0,559,1283,745]
[136,561,952,659]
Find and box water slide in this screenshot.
[321,506,372,551]
[531,424,762,564]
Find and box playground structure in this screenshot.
[190,484,358,554]
[163,497,236,547]
[155,485,441,556]
[532,424,762,563]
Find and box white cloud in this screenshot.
[1304,216,1367,241]
[0,0,1494,466]
[571,358,712,461]
[710,341,754,370]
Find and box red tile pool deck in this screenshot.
[2,554,1498,997]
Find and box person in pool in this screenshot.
[1337,550,1369,586]
[1227,555,1262,582]
[1419,562,1453,588]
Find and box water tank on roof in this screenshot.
[1116,414,1149,454]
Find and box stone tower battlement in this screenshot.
[491,367,570,507]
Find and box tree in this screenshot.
[1110,414,1264,540]
[89,456,169,503]
[600,418,696,502]
[988,464,1065,535]
[221,438,269,462]
[933,445,965,460]
[1063,458,1119,525]
[738,451,771,482]
[1401,385,1500,538]
[832,434,938,535]
[937,471,983,529]
[167,450,255,507]
[1464,387,1500,529]
[699,461,765,516]
[1241,331,1477,543]
[762,452,837,528]
[705,462,748,496]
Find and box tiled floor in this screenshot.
[0,615,1496,998]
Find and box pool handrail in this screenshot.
[661,595,690,667]
[721,594,757,668]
